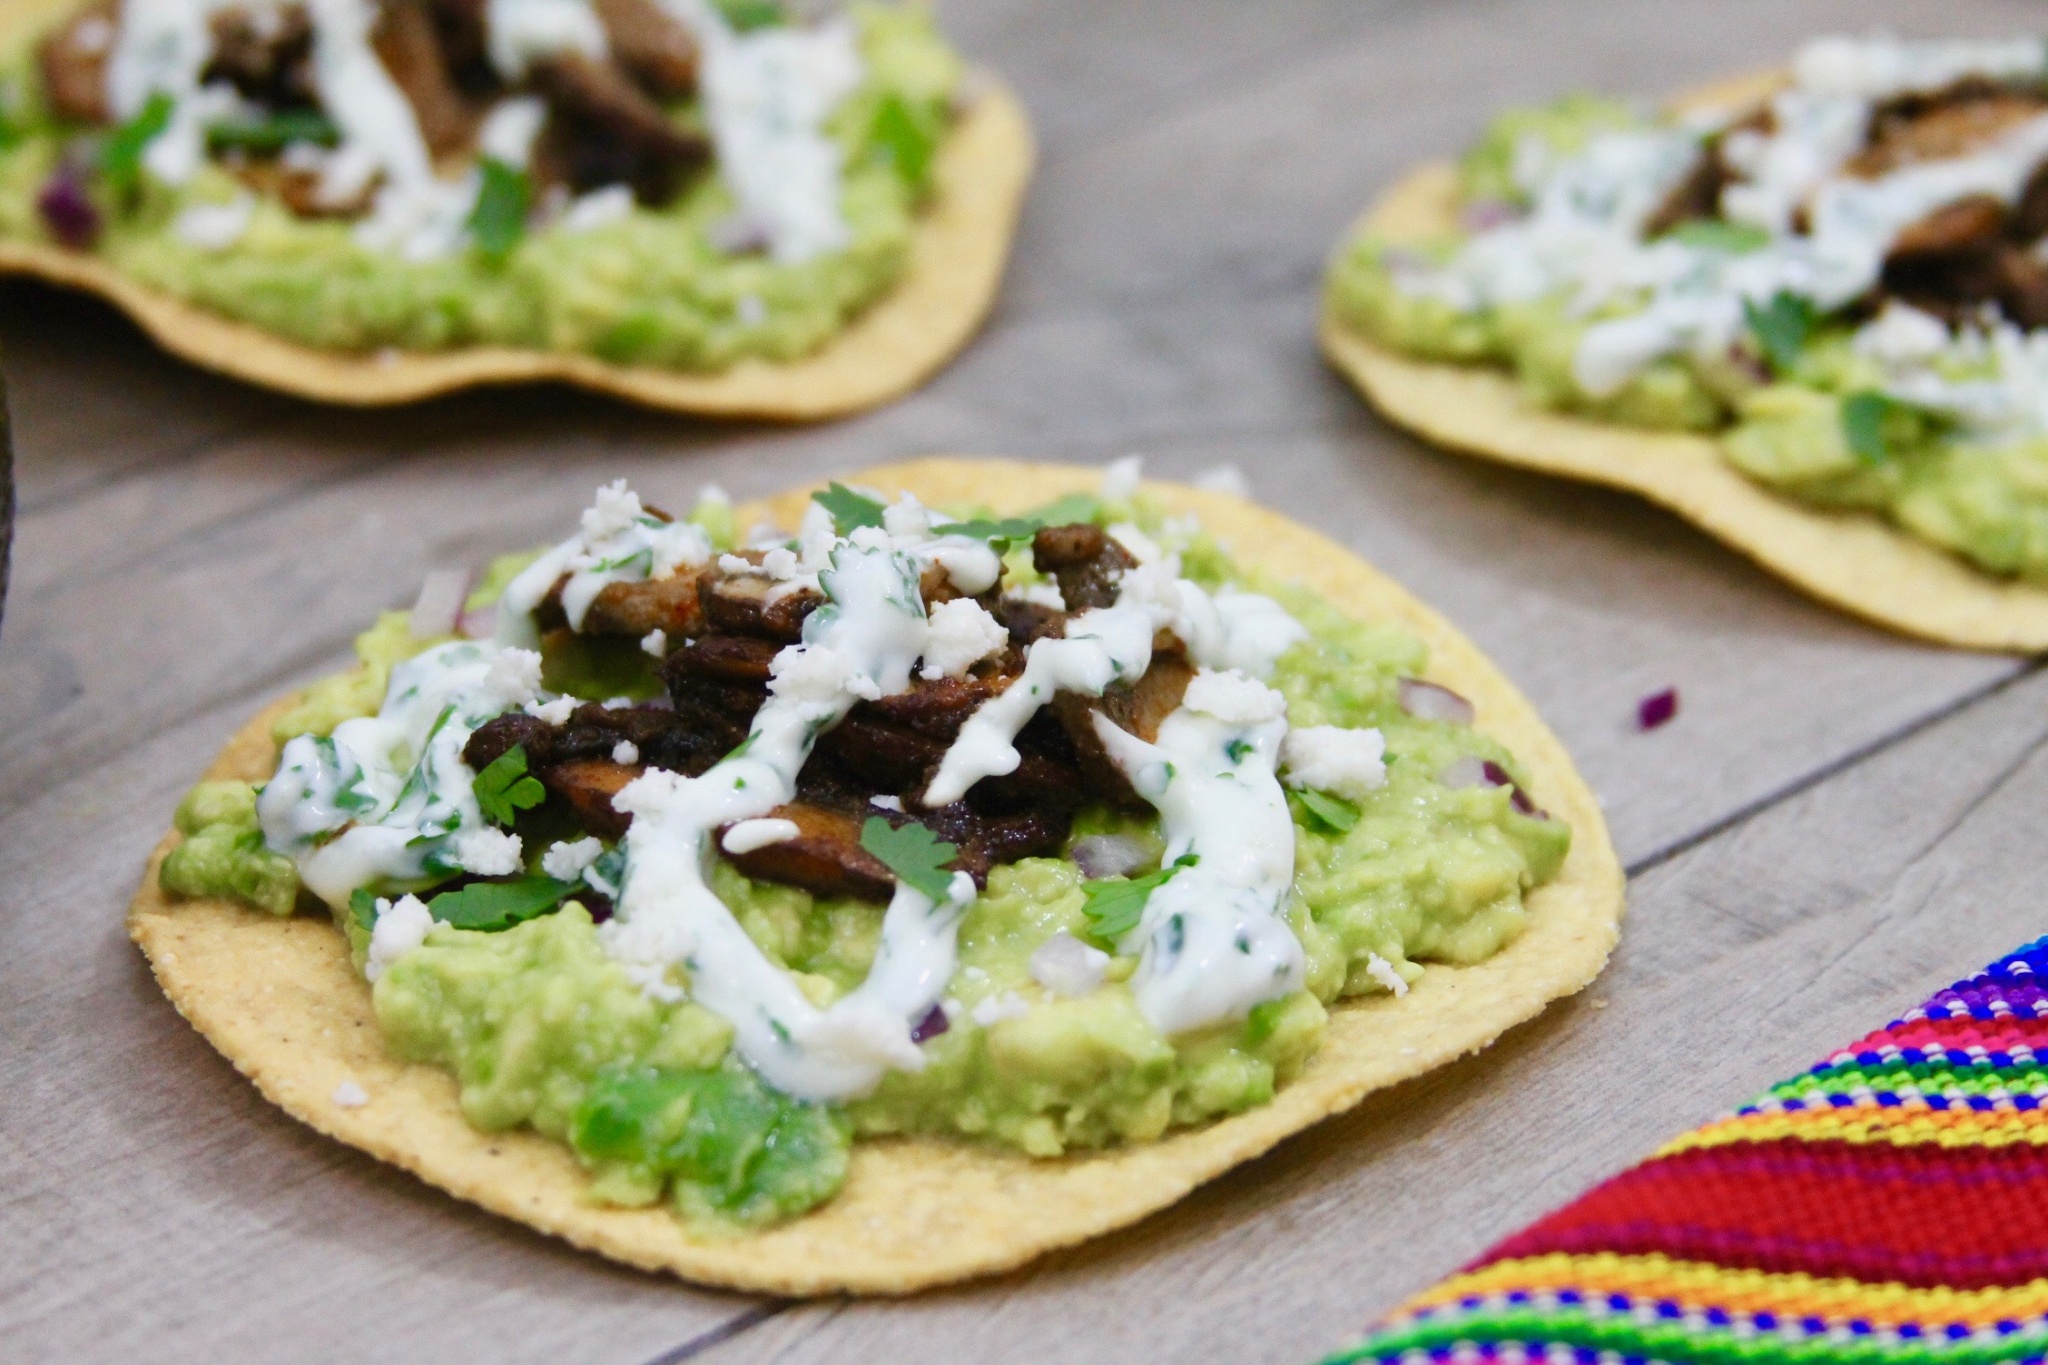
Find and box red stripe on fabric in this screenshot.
[1477,1139,2048,1289]
[1871,1017,2048,1055]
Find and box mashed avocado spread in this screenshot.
[0,3,959,367]
[1327,35,2048,581]
[163,473,1568,1231]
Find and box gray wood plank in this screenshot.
[683,646,2048,1365]
[4,0,2048,1360]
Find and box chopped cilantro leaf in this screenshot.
[946,514,1043,546]
[1742,292,1816,376]
[871,94,937,191]
[468,157,530,263]
[1294,788,1360,834]
[1031,492,1104,527]
[814,482,888,535]
[1665,219,1769,254]
[427,876,579,931]
[711,0,783,29]
[473,745,547,826]
[205,108,339,155]
[99,91,173,196]
[1080,853,1197,950]
[1840,390,1942,464]
[859,816,959,901]
[349,887,380,931]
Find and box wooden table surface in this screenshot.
[6,0,2048,1360]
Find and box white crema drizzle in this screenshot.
[1392,34,2048,409]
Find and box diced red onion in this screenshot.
[457,604,497,639]
[909,1003,949,1044]
[1071,834,1154,880]
[1399,677,1475,725]
[37,163,99,249]
[1459,198,1520,231]
[1637,687,1679,731]
[409,568,470,640]
[1440,756,1541,817]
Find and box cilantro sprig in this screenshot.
[468,157,531,264]
[473,745,546,826]
[859,816,959,901]
[945,515,1043,547]
[1665,219,1769,254]
[1293,789,1360,834]
[206,108,339,155]
[1742,292,1816,376]
[351,875,581,935]
[1840,390,1944,464]
[1080,853,1197,950]
[871,94,938,192]
[814,482,888,535]
[99,91,173,197]
[428,875,580,930]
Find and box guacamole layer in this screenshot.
[164,503,1569,1232]
[1326,96,2048,583]
[0,6,959,368]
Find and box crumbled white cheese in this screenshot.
[453,826,523,877]
[480,647,543,710]
[641,629,667,658]
[475,95,547,169]
[919,598,1008,681]
[971,991,1031,1027]
[869,794,904,812]
[882,494,933,540]
[1365,953,1410,997]
[527,695,577,725]
[768,645,875,702]
[1107,521,1170,569]
[172,194,255,251]
[759,546,800,579]
[1855,301,1951,367]
[331,1079,370,1108]
[583,479,646,542]
[1282,725,1388,801]
[1029,932,1110,997]
[1007,581,1066,611]
[721,817,802,854]
[364,894,434,982]
[486,0,607,81]
[1193,463,1250,498]
[1100,455,1143,501]
[612,740,640,766]
[541,836,603,881]
[558,184,634,234]
[718,553,753,575]
[1182,669,1288,726]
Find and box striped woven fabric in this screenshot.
[1322,937,2048,1365]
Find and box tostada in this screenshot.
[131,458,1622,1293]
[0,0,1031,413]
[1323,35,2048,649]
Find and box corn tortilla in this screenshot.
[0,0,1034,418]
[128,457,1625,1295]
[1319,76,2048,653]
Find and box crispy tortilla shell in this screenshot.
[0,0,1033,418]
[128,457,1625,1295]
[1320,87,2048,652]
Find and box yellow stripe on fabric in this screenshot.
[1396,1254,2048,1330]
[1653,1105,2048,1156]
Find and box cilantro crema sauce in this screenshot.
[253,478,1347,1104]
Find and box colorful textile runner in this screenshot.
[1322,938,2048,1365]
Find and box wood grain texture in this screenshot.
[5,0,2048,1360]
